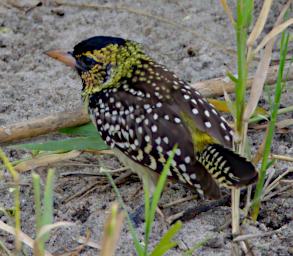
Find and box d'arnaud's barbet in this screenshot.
[46,36,258,202]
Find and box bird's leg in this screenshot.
[129,197,152,227]
[129,171,162,227]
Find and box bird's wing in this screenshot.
[136,61,234,149]
[88,83,221,198]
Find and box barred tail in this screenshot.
[196,144,258,188]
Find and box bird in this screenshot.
[46,36,258,203]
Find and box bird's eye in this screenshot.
[79,56,102,70]
[82,56,97,66]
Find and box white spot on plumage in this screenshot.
[144,104,150,110]
[164,115,170,120]
[191,99,197,105]
[212,108,218,115]
[179,164,187,172]
[220,122,226,130]
[138,127,143,134]
[192,108,199,115]
[129,129,134,138]
[156,102,162,108]
[145,135,150,142]
[129,106,134,112]
[183,173,192,184]
[224,135,231,141]
[190,173,196,180]
[155,137,161,145]
[184,94,190,100]
[205,121,212,128]
[163,137,169,144]
[220,116,226,122]
[153,113,159,120]
[174,117,181,124]
[184,156,191,164]
[151,125,158,132]
[204,110,210,117]
[135,117,142,124]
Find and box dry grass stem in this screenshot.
[271,154,293,162]
[161,195,198,209]
[14,151,81,173]
[0,108,89,143]
[0,220,53,256]
[247,0,273,47]
[255,18,293,54]
[220,0,235,25]
[76,236,101,250]
[100,203,124,256]
[244,0,291,121]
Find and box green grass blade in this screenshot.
[32,172,42,234]
[251,30,289,220]
[15,136,109,152]
[183,236,211,256]
[0,148,21,252]
[144,145,177,255]
[105,173,144,256]
[59,122,97,137]
[41,169,55,242]
[150,221,182,256]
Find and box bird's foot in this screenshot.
[129,203,145,227]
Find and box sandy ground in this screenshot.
[0,0,292,255]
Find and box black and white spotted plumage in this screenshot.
[87,58,256,198]
[47,36,258,199]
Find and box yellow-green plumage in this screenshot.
[47,36,258,199]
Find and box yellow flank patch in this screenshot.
[180,112,216,153]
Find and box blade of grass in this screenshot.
[0,220,53,256]
[0,148,21,252]
[105,173,144,256]
[220,0,235,25]
[254,18,293,54]
[247,0,273,47]
[41,169,55,242]
[144,145,177,255]
[14,151,81,173]
[251,30,289,220]
[231,0,254,240]
[59,122,97,137]
[183,236,211,256]
[0,240,13,256]
[32,172,42,234]
[100,203,124,256]
[244,0,292,122]
[150,221,182,256]
[15,136,108,152]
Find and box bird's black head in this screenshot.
[46,35,147,96]
[72,36,126,57]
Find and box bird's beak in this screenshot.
[45,49,77,69]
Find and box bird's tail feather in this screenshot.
[196,144,258,189]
